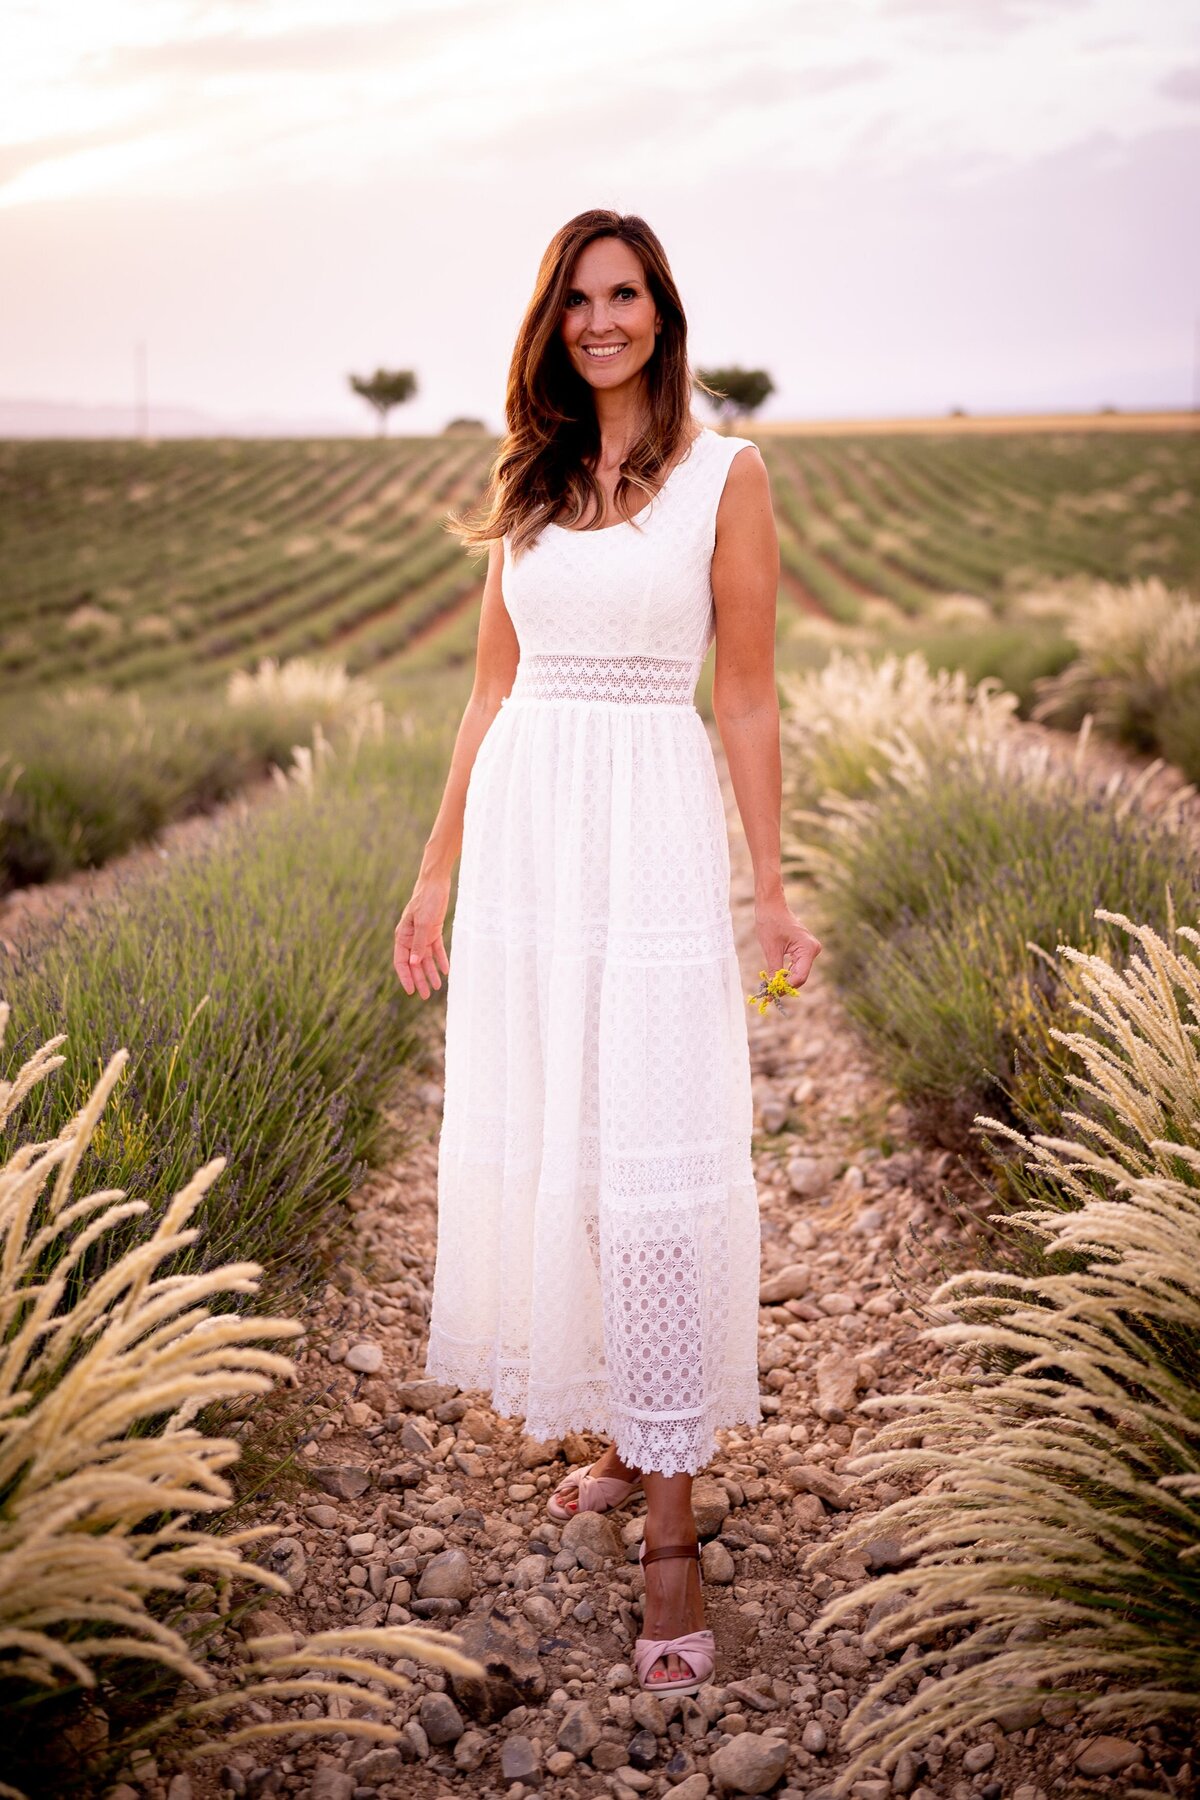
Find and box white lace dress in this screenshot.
[424,424,763,1477]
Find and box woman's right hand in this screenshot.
[393,872,452,999]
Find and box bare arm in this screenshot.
[710,446,822,988]
[393,539,519,998]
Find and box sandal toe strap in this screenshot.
[633,1630,715,1685]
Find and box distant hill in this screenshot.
[0,396,364,439]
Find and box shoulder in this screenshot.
[712,433,770,509]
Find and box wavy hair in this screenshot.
[449,209,699,557]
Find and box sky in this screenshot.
[2,0,1198,433]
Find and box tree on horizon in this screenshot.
[349,368,418,437]
[695,366,775,423]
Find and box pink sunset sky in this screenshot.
[2,0,1198,434]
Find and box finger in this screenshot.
[434,935,450,977]
[420,948,443,992]
[408,945,432,1000]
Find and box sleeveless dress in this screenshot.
[424,424,763,1478]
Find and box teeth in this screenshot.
[584,344,625,358]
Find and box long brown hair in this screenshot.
[449,210,698,557]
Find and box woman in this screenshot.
[393,209,821,1694]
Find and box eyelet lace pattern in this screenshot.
[424,426,764,1477]
[509,652,700,708]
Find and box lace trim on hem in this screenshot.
[423,1331,762,1478]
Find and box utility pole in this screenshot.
[135,338,148,439]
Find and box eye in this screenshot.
[616,286,637,300]
[564,292,585,308]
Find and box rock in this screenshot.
[592,1740,630,1771]
[1074,1738,1143,1777]
[962,1743,995,1774]
[449,1610,546,1722]
[313,1465,370,1501]
[454,1728,489,1770]
[630,1692,667,1735]
[416,1548,473,1603]
[561,1509,623,1563]
[418,1691,465,1745]
[725,1679,777,1713]
[759,1098,788,1133]
[757,1337,793,1373]
[500,1733,541,1784]
[557,1699,601,1757]
[786,1155,839,1198]
[671,1778,712,1800]
[850,1782,888,1800]
[260,1537,307,1590]
[759,1264,810,1304]
[308,1772,354,1800]
[801,1720,826,1752]
[519,1435,561,1468]
[239,1605,293,1644]
[790,1494,826,1529]
[627,1729,658,1770]
[462,1407,495,1443]
[829,1642,869,1679]
[607,1661,635,1688]
[394,1379,457,1409]
[782,1464,853,1508]
[710,1731,790,1794]
[701,1541,735,1584]
[304,1504,340,1528]
[815,1352,859,1413]
[816,1291,857,1316]
[889,1750,921,1796]
[400,1419,434,1454]
[345,1531,375,1556]
[349,1748,404,1782]
[344,1341,383,1374]
[522,1594,558,1629]
[860,1534,907,1572]
[691,1476,731,1537]
[166,1779,193,1800]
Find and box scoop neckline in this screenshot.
[545,425,710,535]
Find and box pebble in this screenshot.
[709,1731,791,1794]
[557,1699,601,1757]
[962,1743,995,1773]
[671,1778,712,1800]
[308,1772,354,1800]
[785,1155,840,1197]
[344,1341,383,1374]
[416,1548,474,1602]
[816,1291,858,1316]
[801,1719,826,1751]
[500,1733,542,1783]
[1074,1737,1142,1777]
[758,1264,810,1303]
[562,1509,622,1562]
[419,1691,465,1745]
[701,1540,736,1584]
[313,1465,369,1501]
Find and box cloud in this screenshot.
[76,3,496,85]
[1159,63,1200,105]
[883,0,1089,30]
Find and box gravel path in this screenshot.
[172,724,1186,1800]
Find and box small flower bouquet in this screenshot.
[746,966,800,1016]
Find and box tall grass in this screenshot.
[0,1008,478,1799]
[782,653,1199,1136]
[810,911,1200,1790]
[1033,578,1200,781]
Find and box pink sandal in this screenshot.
[546,1460,643,1522]
[634,1539,716,1696]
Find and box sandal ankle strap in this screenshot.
[640,1541,701,1567]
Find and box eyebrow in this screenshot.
[565,279,643,296]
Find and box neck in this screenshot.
[591,377,651,469]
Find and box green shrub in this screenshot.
[1,689,460,1299]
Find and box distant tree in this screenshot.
[349,368,417,437]
[695,366,775,423]
[443,417,488,435]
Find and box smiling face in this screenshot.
[559,235,663,396]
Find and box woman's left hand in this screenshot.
[754,896,822,990]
